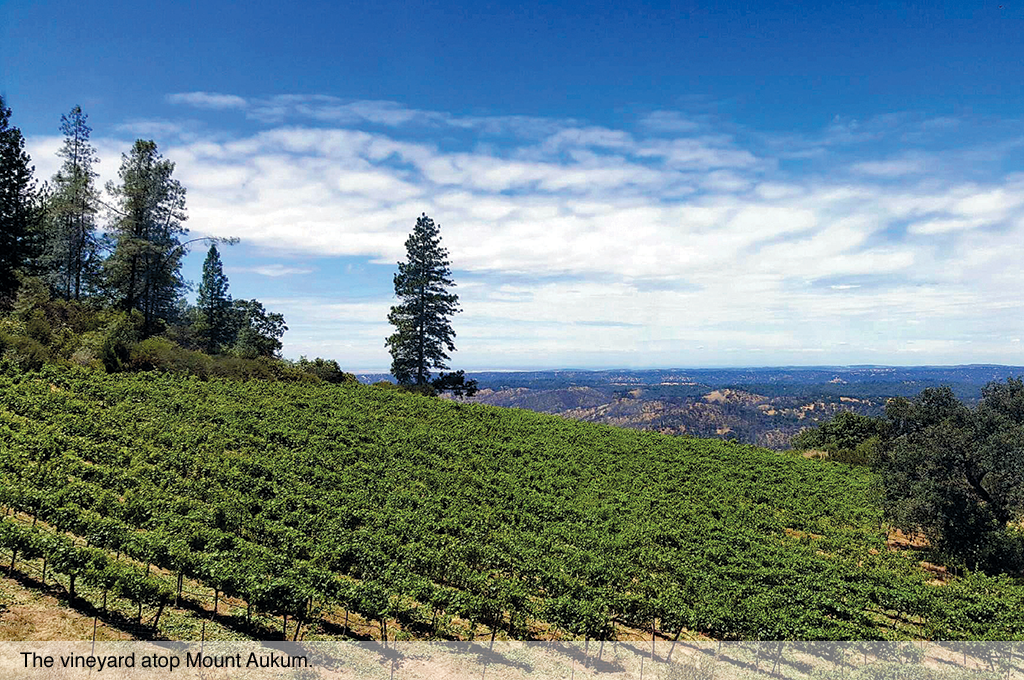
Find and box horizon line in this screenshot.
[348,362,1024,375]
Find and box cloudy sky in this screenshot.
[4,1,1023,371]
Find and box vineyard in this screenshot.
[1,365,1023,641]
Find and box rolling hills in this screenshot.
[1,365,1023,641]
[424,366,1024,448]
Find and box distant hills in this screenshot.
[359,365,1024,448]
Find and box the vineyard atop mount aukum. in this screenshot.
[1,365,1023,641]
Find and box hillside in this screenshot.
[2,366,1023,641]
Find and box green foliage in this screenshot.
[104,139,188,335]
[24,309,52,345]
[43,105,101,301]
[296,356,357,384]
[98,309,144,372]
[386,213,461,385]
[875,381,1024,573]
[229,299,287,359]
[129,336,210,374]
[0,95,39,308]
[430,369,478,398]
[196,244,233,352]
[792,411,886,465]
[3,368,1024,640]
[0,293,313,384]
[1,334,50,371]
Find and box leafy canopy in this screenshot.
[875,380,1024,572]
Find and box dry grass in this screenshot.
[0,576,132,641]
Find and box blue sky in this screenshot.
[3,0,1023,371]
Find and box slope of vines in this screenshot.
[1,365,1023,641]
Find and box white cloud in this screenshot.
[114,120,188,138]
[167,92,248,110]
[851,158,927,177]
[640,111,701,133]
[245,264,315,277]
[26,97,1024,367]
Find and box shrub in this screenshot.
[297,356,357,384]
[24,309,52,345]
[791,411,885,466]
[99,310,144,372]
[129,336,211,376]
[70,347,102,369]
[2,335,50,371]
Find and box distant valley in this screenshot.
[359,365,1024,448]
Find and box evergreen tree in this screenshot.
[0,95,38,308]
[196,244,233,352]
[44,105,101,301]
[104,139,187,336]
[386,213,461,385]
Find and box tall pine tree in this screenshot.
[386,213,461,385]
[45,105,100,300]
[196,244,233,352]
[0,95,38,308]
[104,139,187,336]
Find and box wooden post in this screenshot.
[152,596,167,633]
[667,629,681,663]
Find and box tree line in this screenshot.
[0,97,292,373]
[2,97,473,392]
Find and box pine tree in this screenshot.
[386,213,461,385]
[44,106,100,301]
[0,95,38,308]
[104,139,187,336]
[196,244,233,352]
